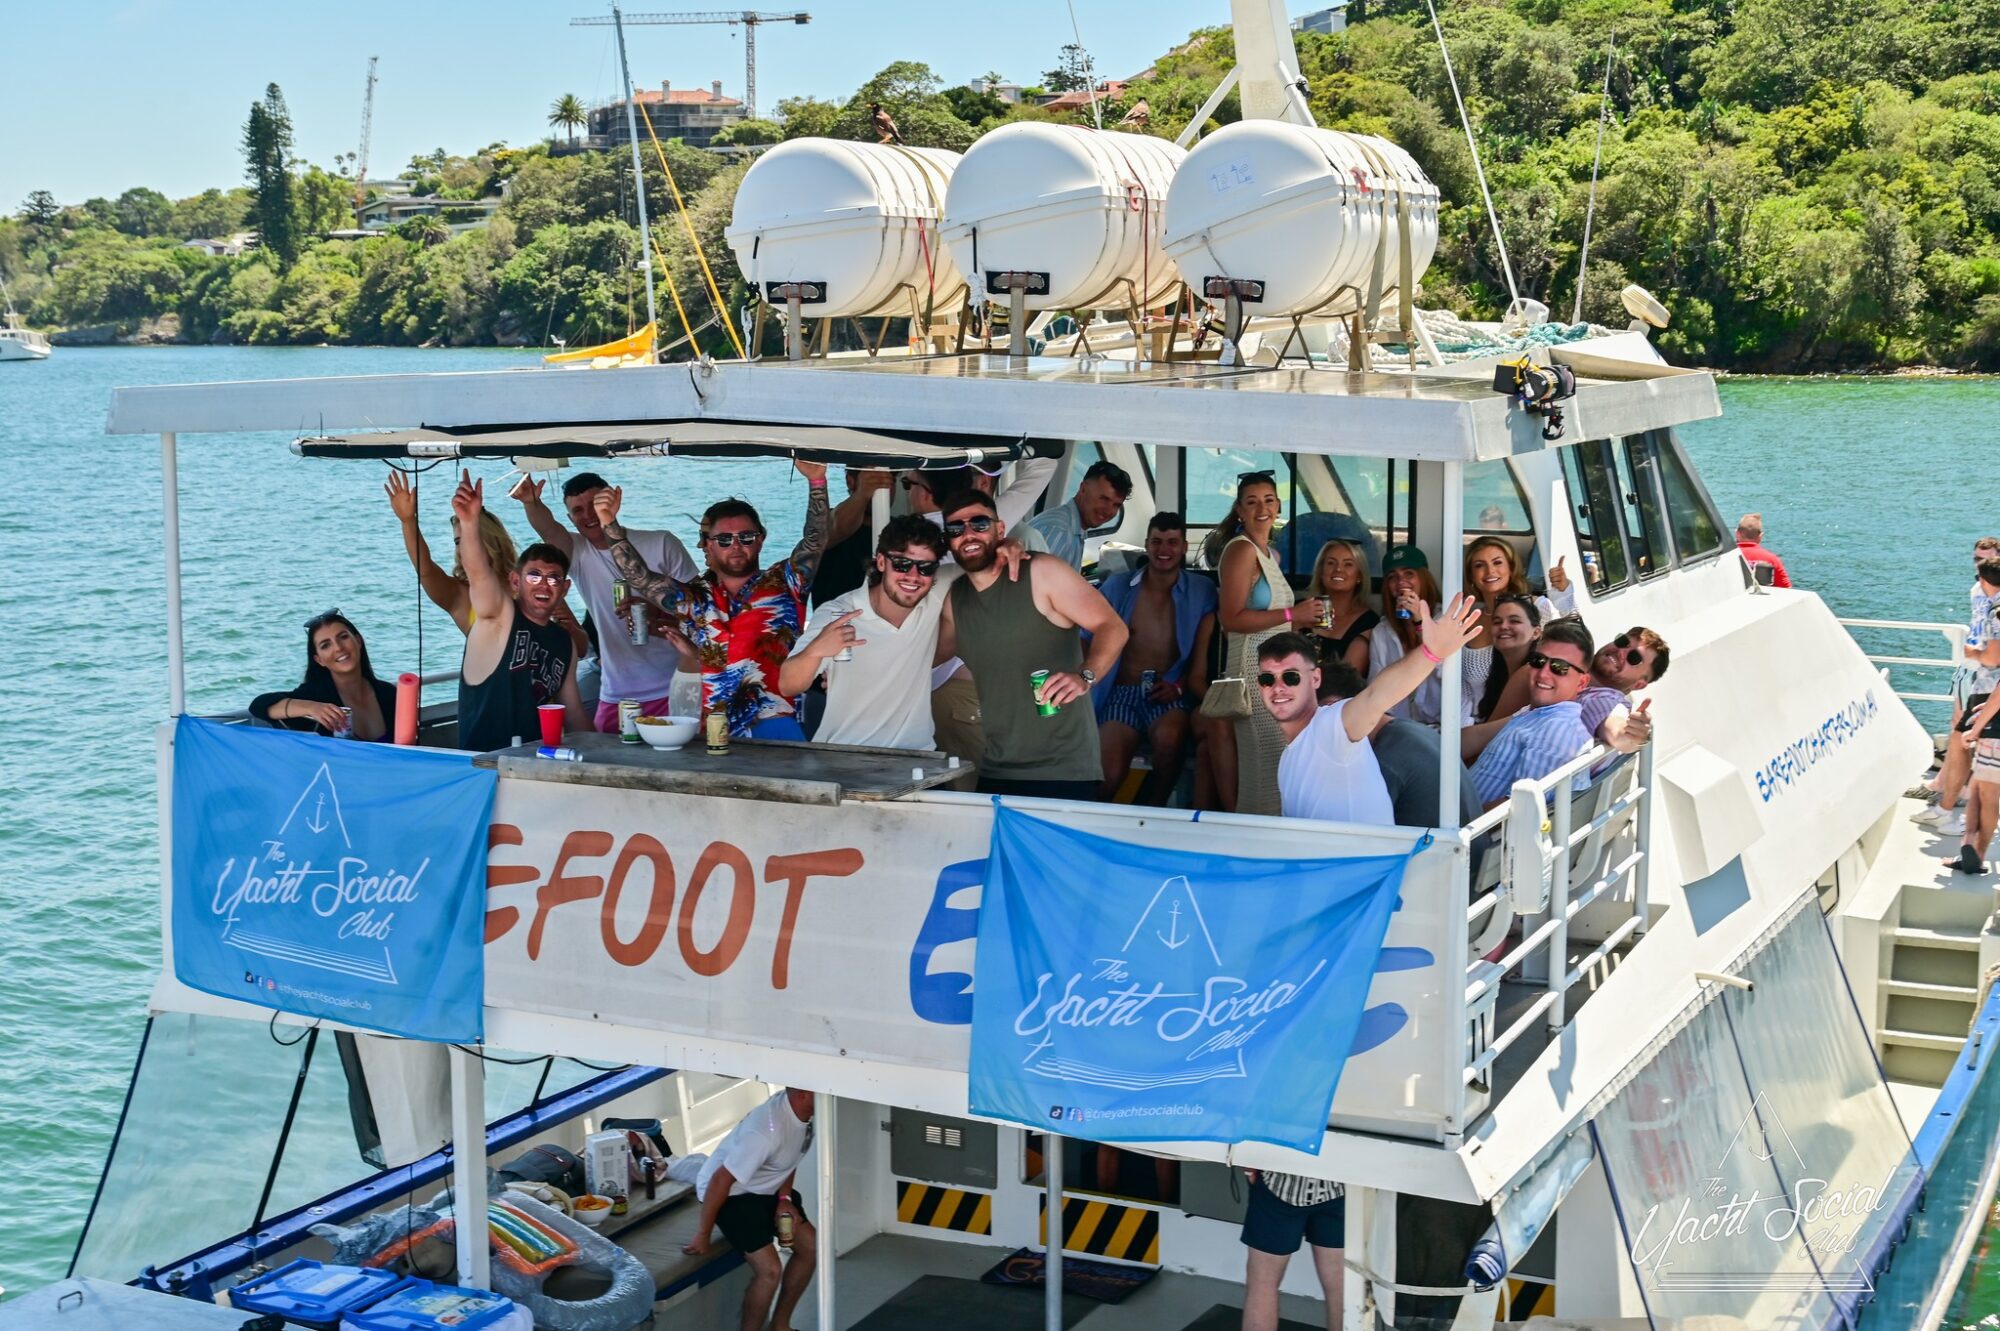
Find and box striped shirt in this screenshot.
[1261,1171,1344,1207]
[1469,700,1592,805]
[1969,587,2000,651]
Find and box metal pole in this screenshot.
[786,291,804,361]
[1045,1135,1064,1331]
[1010,285,1028,363]
[1573,36,1616,325]
[162,432,185,716]
[815,1092,837,1331]
[449,1047,490,1288]
[611,5,659,330]
[870,483,892,543]
[1438,461,1464,826]
[1633,742,1654,937]
[743,18,759,122]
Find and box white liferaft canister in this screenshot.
[941,122,1185,312]
[1161,119,1441,319]
[725,138,967,320]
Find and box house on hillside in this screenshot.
[357,194,501,234]
[1038,81,1131,114]
[586,81,747,151]
[180,233,255,257]
[1293,4,1348,34]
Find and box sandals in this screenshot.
[1946,844,1990,875]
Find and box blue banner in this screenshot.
[969,806,1415,1150]
[171,717,496,1042]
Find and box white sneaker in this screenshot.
[1942,811,1966,836]
[1914,805,1946,826]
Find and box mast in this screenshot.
[612,4,661,329]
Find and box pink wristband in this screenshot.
[1282,607,1293,624]
[1420,644,1443,664]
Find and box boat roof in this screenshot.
[105,340,1721,464]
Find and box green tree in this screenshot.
[169,188,251,240]
[19,191,61,228]
[775,95,841,139]
[243,83,299,265]
[1042,42,1093,93]
[712,118,783,147]
[295,166,355,236]
[111,188,173,237]
[549,93,588,145]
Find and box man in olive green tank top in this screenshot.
[940,490,1128,800]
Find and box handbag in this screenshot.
[1200,675,1253,721]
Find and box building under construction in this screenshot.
[584,80,748,150]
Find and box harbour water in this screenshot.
[1,348,1997,1312]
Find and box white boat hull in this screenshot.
[0,330,52,360]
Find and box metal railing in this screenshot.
[1839,618,1968,708]
[1458,742,1655,1100]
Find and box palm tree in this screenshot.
[549,94,587,146]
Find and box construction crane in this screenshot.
[570,10,809,122]
[354,56,379,215]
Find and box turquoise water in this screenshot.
[1,350,1997,1302]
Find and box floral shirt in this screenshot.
[605,483,830,736]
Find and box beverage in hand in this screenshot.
[537,702,565,749]
[1031,669,1059,717]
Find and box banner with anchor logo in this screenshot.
[169,717,495,1041]
[968,805,1419,1150]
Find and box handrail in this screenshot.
[1837,617,1968,714]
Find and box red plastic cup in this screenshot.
[537,703,565,748]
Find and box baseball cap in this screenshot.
[1382,545,1430,572]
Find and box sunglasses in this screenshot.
[1611,634,1646,667]
[705,530,763,548]
[1237,469,1277,487]
[520,568,566,585]
[304,608,343,631]
[943,515,995,538]
[1256,668,1307,688]
[1527,651,1584,677]
[886,555,940,576]
[900,476,932,492]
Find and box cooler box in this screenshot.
[229,1259,406,1329]
[340,1280,532,1331]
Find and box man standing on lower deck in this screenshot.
[941,490,1127,800]
[684,1087,818,1331]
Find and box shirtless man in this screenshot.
[1092,512,1217,802]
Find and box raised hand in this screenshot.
[1548,556,1570,593]
[449,468,482,524]
[509,475,544,506]
[592,485,624,529]
[384,469,418,522]
[809,608,866,660]
[994,538,1029,582]
[855,469,894,496]
[1416,593,1482,660]
[794,457,828,485]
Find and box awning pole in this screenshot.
[870,482,892,544]
[449,1047,490,1288]
[1045,1135,1064,1331]
[815,1092,837,1331]
[1438,461,1464,827]
[162,432,185,716]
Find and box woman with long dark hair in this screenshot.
[1209,471,1326,815]
[250,610,398,741]
[1475,595,1542,721]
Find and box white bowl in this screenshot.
[571,1194,613,1226]
[635,715,699,750]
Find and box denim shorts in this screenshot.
[1241,1180,1346,1255]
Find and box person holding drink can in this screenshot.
[251,610,397,742]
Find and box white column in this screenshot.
[871,485,892,543]
[449,1047,490,1288]
[1343,1185,1370,1329]
[815,1092,837,1331]
[161,432,185,717]
[1438,462,1464,830]
[1045,1135,1065,1331]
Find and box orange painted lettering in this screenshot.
[678,841,755,977]
[485,822,536,943]
[762,849,863,988]
[601,834,675,967]
[527,829,613,960]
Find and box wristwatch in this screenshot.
[1081,668,1097,686]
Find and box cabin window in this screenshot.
[1183,447,1272,531]
[1613,437,1672,579]
[1560,441,1631,593]
[1464,460,1532,534]
[1654,429,1728,563]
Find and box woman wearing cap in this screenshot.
[1367,546,1464,727]
[1206,471,1327,815]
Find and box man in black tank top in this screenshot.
[450,470,587,752]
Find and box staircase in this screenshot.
[1878,885,1991,1087]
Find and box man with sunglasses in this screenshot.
[1468,619,1599,809]
[1577,627,1668,753]
[780,516,955,750]
[941,490,1128,800]
[1258,598,1482,824]
[450,470,590,753]
[594,461,831,740]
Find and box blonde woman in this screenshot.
[1303,538,1378,675]
[1210,471,1326,815]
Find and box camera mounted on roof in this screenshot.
[1493,356,1576,442]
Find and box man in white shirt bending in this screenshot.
[686,1087,818,1331]
[1258,598,1481,824]
[512,470,698,732]
[780,516,955,749]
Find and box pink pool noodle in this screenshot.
[396,673,420,745]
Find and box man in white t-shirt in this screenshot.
[1258,598,1481,824]
[686,1087,817,1331]
[513,471,699,732]
[779,515,954,749]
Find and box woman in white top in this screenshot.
[1208,472,1327,815]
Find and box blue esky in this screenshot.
[6,0,1279,207]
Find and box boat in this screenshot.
[0,271,51,361]
[39,3,2000,1330]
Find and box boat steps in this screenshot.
[1878,1027,1967,1053]
[1879,977,1981,1001]
[1889,924,1983,952]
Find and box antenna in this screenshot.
[610,5,660,330]
[1573,35,1616,325]
[354,56,379,217]
[571,10,812,122]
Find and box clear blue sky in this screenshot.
[6,0,1275,207]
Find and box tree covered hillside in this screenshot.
[9,0,2000,370]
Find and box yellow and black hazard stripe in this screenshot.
[895,1181,993,1235]
[1038,1194,1161,1266]
[1504,1277,1555,1319]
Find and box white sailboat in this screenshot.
[0,272,52,361]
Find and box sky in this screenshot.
[3,0,1288,207]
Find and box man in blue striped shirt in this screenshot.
[1469,618,1597,809]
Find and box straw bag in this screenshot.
[1200,675,1253,721]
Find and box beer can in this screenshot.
[619,699,642,743]
[333,706,354,739]
[776,1209,795,1248]
[1140,669,1157,696]
[628,600,649,646]
[1317,600,1334,630]
[535,745,583,762]
[833,645,854,663]
[705,712,730,755]
[1031,669,1059,717]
